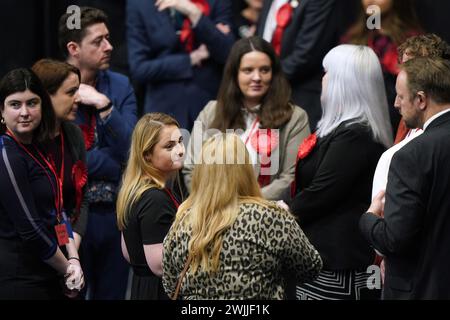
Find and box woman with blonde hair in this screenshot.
[163,133,322,300]
[117,113,185,300]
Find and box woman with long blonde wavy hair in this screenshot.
[117,112,184,300]
[162,133,322,299]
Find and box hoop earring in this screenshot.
[0,117,5,125]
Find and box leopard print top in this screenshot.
[162,202,322,299]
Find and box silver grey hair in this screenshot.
[316,44,393,148]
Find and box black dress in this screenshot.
[122,188,178,300]
[289,122,384,300]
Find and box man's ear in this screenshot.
[416,91,427,111]
[67,41,80,58]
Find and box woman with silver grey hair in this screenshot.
[286,44,392,300]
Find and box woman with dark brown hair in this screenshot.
[0,68,83,299]
[183,36,310,200]
[32,59,88,253]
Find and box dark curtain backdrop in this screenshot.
[0,0,127,78]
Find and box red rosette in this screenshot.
[276,2,293,28]
[250,128,279,156]
[272,3,293,55]
[72,160,88,216]
[180,0,210,52]
[193,0,210,15]
[250,129,279,188]
[79,124,95,150]
[180,20,194,52]
[297,133,317,160]
[291,133,317,198]
[382,45,400,75]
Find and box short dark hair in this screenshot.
[398,34,450,63]
[0,68,56,142]
[211,36,293,131]
[401,57,450,105]
[32,59,81,95]
[58,7,108,59]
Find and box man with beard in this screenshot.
[360,57,450,299]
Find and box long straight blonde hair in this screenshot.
[117,113,179,230]
[169,133,270,273]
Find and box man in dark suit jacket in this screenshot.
[360,57,450,299]
[257,0,338,130]
[59,7,138,299]
[126,0,235,131]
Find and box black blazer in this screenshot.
[360,111,450,299]
[290,121,385,269]
[62,121,88,237]
[257,0,339,129]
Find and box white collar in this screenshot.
[423,107,450,130]
[241,104,261,113]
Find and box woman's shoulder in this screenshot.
[0,135,26,158]
[62,121,82,135]
[287,104,309,126]
[62,122,85,145]
[334,121,372,137]
[239,201,295,222]
[194,100,218,126]
[141,187,170,202]
[290,104,308,118]
[326,121,380,148]
[0,136,30,173]
[132,187,175,218]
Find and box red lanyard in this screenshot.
[50,131,65,214]
[6,129,64,222]
[164,188,180,209]
[244,117,260,146]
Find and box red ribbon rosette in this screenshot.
[72,160,88,219]
[250,129,279,187]
[381,44,400,75]
[271,2,294,55]
[180,0,210,52]
[291,133,317,197]
[79,111,96,150]
[297,132,317,160]
[79,124,95,150]
[250,128,279,156]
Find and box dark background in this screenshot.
[1,0,449,89]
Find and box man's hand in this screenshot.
[276,200,290,212]
[78,84,113,118]
[78,84,110,110]
[216,23,231,35]
[368,190,386,218]
[190,44,209,66]
[155,0,202,25]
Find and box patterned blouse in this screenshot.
[162,202,322,299]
